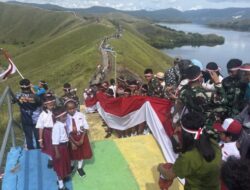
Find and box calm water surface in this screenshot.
[160,23,250,75]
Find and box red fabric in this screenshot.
[52,144,71,179]
[0,50,15,80]
[72,118,77,133]
[85,96,98,107]
[87,92,174,136]
[69,133,93,160]
[158,163,174,190]
[42,128,53,156]
[221,180,229,190]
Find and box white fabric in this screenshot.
[222,118,234,131]
[83,92,88,100]
[160,81,165,88]
[52,121,68,145]
[221,142,240,161]
[96,101,185,184]
[96,101,178,164]
[202,75,223,91]
[35,110,53,129]
[85,104,97,113]
[58,180,64,188]
[78,160,83,169]
[109,85,117,97]
[0,57,16,80]
[66,112,89,134]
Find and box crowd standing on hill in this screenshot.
[15,80,92,190]
[14,57,250,190]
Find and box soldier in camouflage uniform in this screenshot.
[164,59,193,100]
[178,66,209,115]
[165,58,193,88]
[144,68,164,98]
[222,59,247,117]
[178,65,227,129]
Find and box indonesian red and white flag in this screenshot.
[86,92,178,163]
[0,49,16,81]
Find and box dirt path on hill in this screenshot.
[89,28,122,86]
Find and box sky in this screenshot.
[1,0,250,11]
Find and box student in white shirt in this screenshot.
[213,118,242,161]
[65,99,92,178]
[36,96,55,168]
[52,107,70,190]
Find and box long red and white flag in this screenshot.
[0,49,17,81]
[85,92,178,163]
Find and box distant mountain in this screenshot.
[7,1,250,24]
[74,6,119,14]
[123,9,187,22]
[8,1,66,11]
[184,8,250,24]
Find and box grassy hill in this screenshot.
[111,31,171,78]
[0,2,172,95]
[0,2,112,94]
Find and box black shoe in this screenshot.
[105,133,112,138]
[77,168,86,178]
[58,187,68,190]
[47,160,53,169]
[63,176,71,182]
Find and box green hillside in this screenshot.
[0,2,110,94]
[0,2,172,95]
[111,31,171,78]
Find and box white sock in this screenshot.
[58,180,64,189]
[78,160,83,169]
[48,156,52,161]
[71,161,75,167]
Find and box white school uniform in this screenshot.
[66,112,89,134]
[36,110,54,129]
[52,121,69,145]
[221,141,240,161]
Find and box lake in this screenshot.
[160,23,250,76]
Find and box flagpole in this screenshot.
[0,48,24,79]
[8,57,24,79]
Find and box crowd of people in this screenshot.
[14,56,250,190]
[84,57,250,190]
[15,80,91,190]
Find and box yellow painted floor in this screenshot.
[84,108,184,190]
[115,135,184,190]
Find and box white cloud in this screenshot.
[189,5,203,10]
[0,0,250,10]
[208,0,249,2]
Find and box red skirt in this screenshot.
[52,143,71,179]
[158,163,174,190]
[69,133,93,161]
[42,128,53,156]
